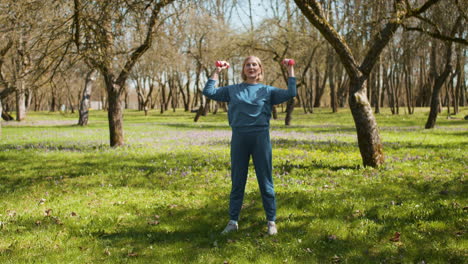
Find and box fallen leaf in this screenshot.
[52,216,63,225]
[154,215,160,219]
[7,210,16,217]
[44,209,53,216]
[38,198,46,205]
[390,232,401,242]
[127,252,138,257]
[35,220,42,226]
[328,235,337,241]
[148,220,159,225]
[70,212,77,217]
[331,255,341,263]
[439,190,449,195]
[104,249,111,256]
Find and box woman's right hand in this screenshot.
[211,61,229,80]
[215,61,230,73]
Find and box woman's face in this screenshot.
[243,57,261,81]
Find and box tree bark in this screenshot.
[272,105,278,119]
[425,16,461,128]
[284,98,295,125]
[78,69,97,126]
[374,59,382,114]
[0,99,2,136]
[349,79,384,167]
[106,85,124,146]
[313,67,328,107]
[328,49,338,112]
[425,42,453,128]
[15,82,26,121]
[193,89,205,122]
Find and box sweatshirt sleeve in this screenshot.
[202,79,230,102]
[270,77,297,105]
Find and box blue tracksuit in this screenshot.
[203,77,296,221]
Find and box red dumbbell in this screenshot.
[282,59,295,66]
[215,61,230,68]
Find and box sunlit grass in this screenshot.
[0,107,467,263]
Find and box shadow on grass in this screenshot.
[1,152,465,263]
[80,188,466,263]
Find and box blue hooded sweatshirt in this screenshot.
[203,77,297,132]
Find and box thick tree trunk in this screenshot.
[78,69,97,126]
[107,88,124,146]
[285,98,295,125]
[349,79,384,167]
[314,67,328,107]
[194,88,206,122]
[15,79,26,121]
[0,99,2,136]
[425,15,461,128]
[425,44,453,128]
[272,105,278,119]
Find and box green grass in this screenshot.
[0,107,467,263]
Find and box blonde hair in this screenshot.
[241,56,264,82]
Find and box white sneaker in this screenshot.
[221,220,238,234]
[267,221,277,235]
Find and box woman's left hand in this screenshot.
[282,59,295,77]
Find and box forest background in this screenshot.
[0,0,467,263]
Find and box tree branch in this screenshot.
[115,0,175,90]
[402,25,467,45]
[293,0,360,80]
[360,0,442,76]
[0,39,15,99]
[406,0,441,17]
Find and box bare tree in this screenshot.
[425,16,463,128]
[294,0,444,167]
[73,0,176,146]
[78,69,97,126]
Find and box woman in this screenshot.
[203,56,296,235]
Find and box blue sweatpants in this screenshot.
[229,128,276,221]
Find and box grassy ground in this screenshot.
[0,108,467,263]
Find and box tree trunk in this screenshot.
[15,79,26,121]
[425,41,453,129]
[374,59,382,114]
[160,82,166,114]
[0,99,2,136]
[78,69,97,126]
[272,105,278,119]
[328,50,338,113]
[314,67,328,107]
[404,63,414,114]
[285,98,295,125]
[107,88,124,146]
[193,93,205,122]
[349,79,384,167]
